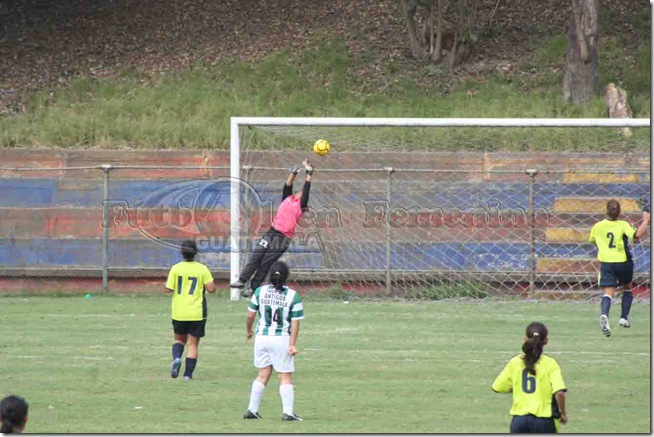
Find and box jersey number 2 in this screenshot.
[521,369,536,393]
[606,232,616,248]
[177,276,198,295]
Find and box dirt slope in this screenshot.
[0,0,648,113]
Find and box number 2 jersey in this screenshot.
[166,261,214,321]
[589,219,636,263]
[248,284,304,336]
[492,354,567,418]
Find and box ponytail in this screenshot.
[271,273,285,292]
[268,261,290,292]
[522,322,548,375]
[1,420,15,434]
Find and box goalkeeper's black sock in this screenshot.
[621,291,633,319]
[184,358,197,379]
[172,342,184,360]
[600,295,611,316]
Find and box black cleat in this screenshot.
[282,413,303,421]
[240,288,254,298]
[230,280,245,289]
[244,410,262,420]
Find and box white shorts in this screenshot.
[253,335,295,373]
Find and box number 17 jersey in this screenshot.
[166,261,213,321]
[249,285,304,336]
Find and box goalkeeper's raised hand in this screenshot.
[303,159,314,176]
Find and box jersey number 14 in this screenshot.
[265,306,283,324]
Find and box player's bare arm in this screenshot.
[288,319,300,356]
[246,311,256,339]
[204,280,216,294]
[555,390,567,425]
[635,211,650,239]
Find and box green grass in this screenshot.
[0,296,649,433]
[1,33,649,150]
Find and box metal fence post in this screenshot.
[101,164,112,292]
[385,167,394,294]
[525,169,538,298]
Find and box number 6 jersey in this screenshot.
[248,285,304,336]
[166,261,214,321]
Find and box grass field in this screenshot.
[0,295,649,433]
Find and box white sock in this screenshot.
[279,383,294,415]
[247,380,266,413]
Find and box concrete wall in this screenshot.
[0,149,650,296]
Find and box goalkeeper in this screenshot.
[231,159,314,297]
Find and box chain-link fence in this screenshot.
[0,160,649,300]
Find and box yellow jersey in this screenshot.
[589,219,636,263]
[492,354,567,418]
[166,261,214,321]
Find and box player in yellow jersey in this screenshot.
[165,240,216,380]
[589,199,650,336]
[492,322,567,433]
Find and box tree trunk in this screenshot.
[562,0,599,104]
[604,83,633,137]
[432,0,443,61]
[401,0,429,60]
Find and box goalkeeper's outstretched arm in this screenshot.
[300,159,313,210]
[282,168,299,201]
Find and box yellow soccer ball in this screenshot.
[313,139,331,156]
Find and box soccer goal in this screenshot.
[229,118,651,302]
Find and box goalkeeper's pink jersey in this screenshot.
[272,195,303,238]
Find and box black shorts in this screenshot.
[172,319,206,338]
[599,261,634,288]
[510,415,557,433]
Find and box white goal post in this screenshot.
[229,117,650,301]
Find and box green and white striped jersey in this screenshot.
[248,284,304,336]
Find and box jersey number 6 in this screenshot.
[521,369,536,393]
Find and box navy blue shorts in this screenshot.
[172,319,206,338]
[599,261,634,288]
[510,415,557,433]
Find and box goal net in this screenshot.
[230,118,650,301]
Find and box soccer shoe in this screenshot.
[183,376,192,381]
[240,288,254,298]
[243,410,262,420]
[282,413,303,421]
[170,358,182,379]
[599,315,611,337]
[619,318,631,328]
[230,280,245,289]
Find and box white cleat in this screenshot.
[619,318,631,328]
[600,315,611,337]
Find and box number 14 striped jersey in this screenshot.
[248,285,304,336]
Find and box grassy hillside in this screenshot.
[0,2,650,151]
